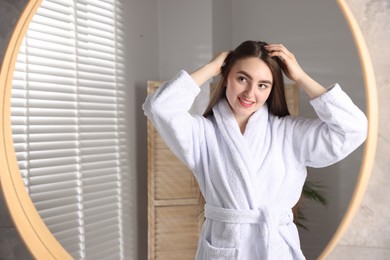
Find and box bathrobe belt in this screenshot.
[204,204,294,259]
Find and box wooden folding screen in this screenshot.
[147,81,203,260]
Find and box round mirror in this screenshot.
[0,0,377,259]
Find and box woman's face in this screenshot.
[225,57,273,126]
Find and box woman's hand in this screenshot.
[265,44,305,82]
[207,51,231,77]
[191,51,231,86]
[266,44,327,99]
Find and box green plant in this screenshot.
[293,181,328,230]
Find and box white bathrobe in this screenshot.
[143,70,367,260]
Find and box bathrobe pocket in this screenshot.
[203,239,239,260]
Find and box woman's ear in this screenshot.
[223,80,227,88]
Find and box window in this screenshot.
[11,0,132,258]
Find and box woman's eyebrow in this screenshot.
[237,70,272,85]
[237,70,253,80]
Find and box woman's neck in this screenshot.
[235,116,249,134]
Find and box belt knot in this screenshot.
[204,204,293,260]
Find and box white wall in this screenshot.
[158,0,212,80]
[158,0,213,114]
[212,0,232,53]
[123,0,159,258]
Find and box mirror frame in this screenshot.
[0,0,377,259]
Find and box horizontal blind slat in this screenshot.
[27,35,75,50]
[31,188,80,202]
[35,196,80,212]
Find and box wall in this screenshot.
[157,0,213,115]
[212,0,232,54]
[0,192,32,259]
[122,0,159,259]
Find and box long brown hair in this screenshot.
[203,40,290,118]
[197,41,291,214]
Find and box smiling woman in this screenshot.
[0,0,378,259]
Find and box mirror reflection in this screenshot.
[7,0,367,259]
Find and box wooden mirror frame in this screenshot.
[0,0,377,259]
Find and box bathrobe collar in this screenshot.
[212,98,271,209]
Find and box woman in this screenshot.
[143,41,367,260]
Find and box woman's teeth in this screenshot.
[238,97,253,107]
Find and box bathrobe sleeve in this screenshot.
[288,84,368,168]
[142,70,205,171]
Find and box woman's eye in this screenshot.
[238,76,247,82]
[258,84,268,89]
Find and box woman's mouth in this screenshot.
[238,97,254,108]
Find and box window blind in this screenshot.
[10,0,131,259]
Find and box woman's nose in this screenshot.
[244,84,256,96]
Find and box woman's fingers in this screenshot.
[213,51,231,64]
[265,44,304,82]
[265,44,289,53]
[209,51,231,75]
[265,44,294,62]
